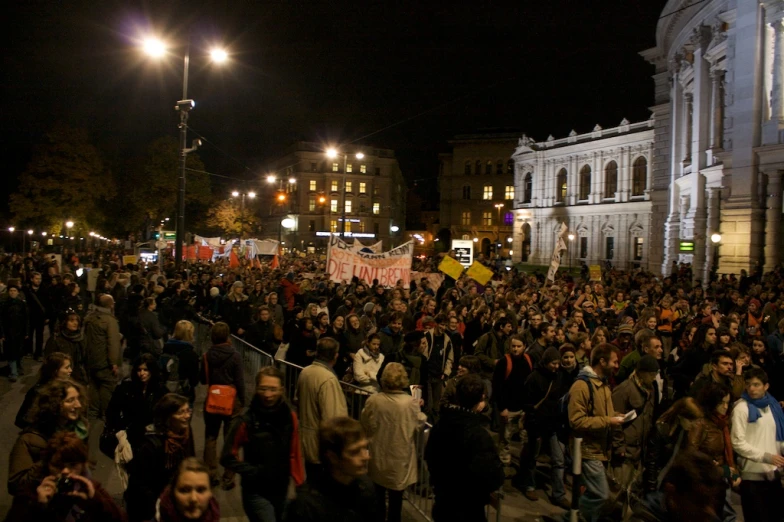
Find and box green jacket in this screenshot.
[616,349,642,384]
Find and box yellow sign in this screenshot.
[589,265,602,281]
[465,261,494,286]
[122,255,138,266]
[438,256,465,280]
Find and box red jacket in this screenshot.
[280,278,300,311]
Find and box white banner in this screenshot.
[350,239,383,253]
[327,236,414,287]
[546,222,568,282]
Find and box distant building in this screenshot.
[259,141,406,252]
[641,0,784,280]
[511,120,656,270]
[438,133,519,257]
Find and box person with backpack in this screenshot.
[567,342,626,522]
[160,320,200,405]
[491,334,532,467]
[519,346,569,507]
[475,317,513,379]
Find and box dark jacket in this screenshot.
[378,326,403,357]
[124,430,195,521]
[492,353,532,412]
[474,330,506,378]
[221,397,303,516]
[611,373,655,462]
[285,474,377,522]
[44,329,88,383]
[424,405,504,521]
[221,293,252,334]
[244,318,276,354]
[161,339,200,402]
[0,296,29,360]
[642,419,687,493]
[106,379,166,451]
[15,383,44,430]
[83,306,122,372]
[523,364,567,436]
[139,309,166,356]
[200,343,245,407]
[24,284,50,322]
[287,328,318,368]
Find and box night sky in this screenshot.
[1,0,669,215]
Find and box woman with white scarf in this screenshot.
[353,333,385,393]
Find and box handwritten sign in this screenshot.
[438,256,465,280]
[327,235,413,287]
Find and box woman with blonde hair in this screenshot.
[161,320,200,403]
[361,363,427,522]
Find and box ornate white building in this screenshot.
[641,0,784,280]
[510,120,657,271]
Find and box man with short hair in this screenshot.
[425,374,505,521]
[616,333,663,384]
[492,335,532,466]
[84,294,122,420]
[689,349,744,400]
[286,417,377,522]
[423,313,454,419]
[528,321,555,365]
[24,271,49,360]
[378,312,404,357]
[568,343,625,522]
[475,317,513,379]
[297,337,349,479]
[731,367,784,522]
[521,312,543,349]
[222,367,305,522]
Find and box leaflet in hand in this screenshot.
[621,410,637,423]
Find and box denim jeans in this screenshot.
[242,491,278,522]
[9,359,19,379]
[498,410,523,465]
[580,459,609,522]
[548,433,567,501]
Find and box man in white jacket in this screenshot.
[731,367,784,522]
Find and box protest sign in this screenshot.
[438,256,465,280]
[589,265,602,281]
[547,222,568,281]
[465,261,494,286]
[327,235,413,287]
[122,255,137,266]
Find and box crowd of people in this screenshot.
[2,248,784,522]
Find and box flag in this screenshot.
[229,250,240,268]
[438,255,465,280]
[253,257,262,269]
[546,222,568,281]
[269,254,280,269]
[466,261,494,286]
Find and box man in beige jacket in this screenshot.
[296,337,348,479]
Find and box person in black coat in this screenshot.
[44,311,87,384]
[139,297,167,356]
[425,374,504,522]
[0,285,29,382]
[491,334,532,466]
[160,321,201,404]
[244,305,277,354]
[221,282,252,337]
[286,317,318,368]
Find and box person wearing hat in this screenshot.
[612,323,636,361]
[623,291,645,323]
[520,346,569,507]
[220,281,252,337]
[611,354,658,489]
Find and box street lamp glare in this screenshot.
[473,237,479,243]
[391,225,400,232]
[711,233,722,243]
[42,232,47,236]
[65,221,74,228]
[209,47,228,63]
[8,227,14,232]
[281,218,295,229]
[266,175,277,184]
[247,192,256,199]
[507,237,513,243]
[231,191,240,197]
[326,148,338,159]
[142,37,167,58]
[288,178,296,184]
[355,152,365,160]
[27,230,33,235]
[567,233,575,241]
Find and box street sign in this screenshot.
[155,240,168,250]
[679,241,695,252]
[451,239,474,267]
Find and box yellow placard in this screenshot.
[122,255,137,266]
[465,261,494,286]
[589,265,602,281]
[438,256,465,280]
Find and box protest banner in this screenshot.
[465,261,494,286]
[546,222,568,282]
[438,256,465,280]
[589,264,602,281]
[122,255,137,266]
[411,272,445,290]
[326,235,413,287]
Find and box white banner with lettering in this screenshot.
[546,222,568,282]
[327,236,414,287]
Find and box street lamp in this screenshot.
[140,34,229,269]
[567,233,575,272]
[231,191,256,241]
[710,233,722,280]
[64,221,74,254]
[7,227,14,252]
[280,217,295,249]
[326,148,365,238]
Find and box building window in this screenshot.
[496,160,503,174]
[523,173,532,203]
[604,161,618,198]
[360,164,366,174]
[308,196,316,211]
[373,202,380,215]
[347,163,353,173]
[331,199,338,213]
[507,159,514,174]
[556,168,567,203]
[483,185,493,200]
[579,165,591,201]
[486,161,493,175]
[308,180,317,191]
[309,220,315,231]
[345,181,353,193]
[504,212,514,225]
[310,162,317,172]
[373,223,379,235]
[359,221,365,232]
[482,211,492,225]
[632,157,647,196]
[373,186,380,196]
[580,237,588,258]
[332,162,339,172]
[331,180,338,192]
[375,167,381,176]
[330,220,338,232]
[464,161,471,175]
[345,200,352,213]
[359,182,366,194]
[475,160,481,175]
[345,221,352,233]
[634,237,644,260]
[462,185,471,200]
[461,211,471,225]
[606,237,614,259]
[505,185,514,200]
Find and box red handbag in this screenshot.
[203,353,237,415]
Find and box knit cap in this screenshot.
[637,354,660,373]
[542,347,561,366]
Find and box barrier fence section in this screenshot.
[192,317,503,522]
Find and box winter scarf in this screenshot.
[711,413,735,468]
[165,427,191,468]
[361,345,381,362]
[741,391,784,441]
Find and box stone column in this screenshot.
[703,187,722,282]
[662,69,683,273]
[683,93,693,165]
[710,69,725,151]
[765,170,783,271]
[764,18,784,144]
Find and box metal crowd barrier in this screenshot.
[192,316,503,522]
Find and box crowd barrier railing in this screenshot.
[192,315,502,522]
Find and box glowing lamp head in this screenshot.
[142,37,167,58]
[711,233,722,243]
[65,221,74,229]
[266,175,277,184]
[567,233,575,241]
[277,193,286,202]
[247,192,256,199]
[209,48,228,63]
[318,196,326,204]
[326,148,339,159]
[355,152,365,160]
[232,191,240,197]
[8,227,14,232]
[391,225,400,232]
[281,218,295,229]
[27,230,33,235]
[473,237,478,243]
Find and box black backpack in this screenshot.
[159,350,190,395]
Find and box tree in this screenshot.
[10,123,116,233]
[204,199,260,236]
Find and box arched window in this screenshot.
[523,173,532,203]
[475,160,482,176]
[579,165,591,201]
[486,161,493,175]
[464,161,471,175]
[556,169,567,203]
[604,161,618,199]
[507,159,514,174]
[496,160,503,174]
[632,157,647,196]
[462,185,471,200]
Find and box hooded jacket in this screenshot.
[378,326,403,357]
[84,305,122,372]
[568,365,616,460]
[200,343,245,408]
[161,339,200,401]
[523,361,567,436]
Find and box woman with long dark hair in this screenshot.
[44,311,87,383]
[15,352,74,429]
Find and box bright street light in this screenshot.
[142,37,167,58]
[507,237,513,243]
[391,225,400,233]
[266,175,277,184]
[41,232,47,237]
[288,178,296,184]
[27,230,33,235]
[8,227,14,232]
[473,237,478,243]
[356,152,365,160]
[281,218,295,229]
[232,191,240,197]
[247,191,256,199]
[326,148,338,159]
[209,47,229,63]
[711,233,722,243]
[567,233,575,241]
[65,221,74,229]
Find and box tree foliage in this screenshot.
[10,123,116,233]
[204,199,260,236]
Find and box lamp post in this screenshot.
[140,36,228,270]
[280,217,295,251]
[710,233,722,280]
[25,229,33,254]
[494,203,504,255]
[64,221,74,254]
[567,233,576,272]
[231,191,256,241]
[7,227,14,253]
[326,149,364,238]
